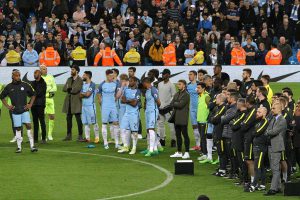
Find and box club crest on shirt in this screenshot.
[21,87,24,91]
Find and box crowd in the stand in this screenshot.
[0,0,299,67]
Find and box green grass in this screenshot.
[0,83,299,200]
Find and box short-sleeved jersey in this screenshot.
[98,81,117,108]
[124,87,141,113]
[82,81,96,106]
[187,81,199,109]
[145,86,159,111]
[117,86,127,109]
[0,81,35,114]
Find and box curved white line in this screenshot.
[0,147,174,200]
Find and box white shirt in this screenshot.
[158,80,176,109]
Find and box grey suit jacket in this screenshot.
[266,115,286,152]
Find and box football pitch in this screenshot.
[0,83,299,200]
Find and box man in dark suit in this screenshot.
[264,103,287,196]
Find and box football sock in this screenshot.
[113,125,120,147]
[193,129,200,147]
[93,123,99,138]
[84,125,90,140]
[27,130,34,148]
[16,130,22,149]
[126,130,131,147]
[207,139,213,160]
[121,129,127,147]
[102,124,108,145]
[109,125,114,140]
[149,130,155,152]
[132,132,138,149]
[48,119,54,137]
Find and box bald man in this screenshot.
[40,65,57,141]
[247,107,269,192]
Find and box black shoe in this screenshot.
[15,148,22,153]
[63,135,72,141]
[264,190,277,196]
[214,171,226,177]
[160,139,166,147]
[40,140,47,144]
[171,139,176,148]
[77,135,86,142]
[31,147,38,152]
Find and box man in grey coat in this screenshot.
[62,65,84,142]
[264,103,287,196]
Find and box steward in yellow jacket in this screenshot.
[123,47,140,66]
[71,45,86,66]
[6,45,21,66]
[188,50,204,65]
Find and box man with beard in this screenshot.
[247,107,269,192]
[62,65,84,142]
[240,68,253,98]
[157,69,176,147]
[80,71,99,144]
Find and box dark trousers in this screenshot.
[198,123,208,155]
[32,106,46,142]
[253,146,267,186]
[224,138,238,174]
[67,113,83,136]
[175,124,190,152]
[295,147,300,167]
[218,138,227,170]
[235,149,248,182]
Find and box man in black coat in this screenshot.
[31,70,47,144]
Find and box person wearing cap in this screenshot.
[157,69,176,147]
[231,42,246,65]
[39,43,61,67]
[71,44,86,66]
[5,45,21,66]
[162,41,176,66]
[0,69,37,153]
[62,65,84,142]
[123,45,140,66]
[40,65,57,141]
[93,42,123,66]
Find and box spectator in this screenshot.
[184,43,196,65]
[141,10,153,27]
[277,18,293,45]
[277,36,292,65]
[256,42,268,65]
[22,43,39,67]
[5,45,20,66]
[206,33,219,57]
[167,0,181,22]
[39,43,61,67]
[175,36,186,65]
[257,30,272,50]
[87,38,100,66]
[73,5,86,23]
[0,40,7,64]
[219,34,232,65]
[123,46,141,66]
[240,0,256,31]
[231,42,246,66]
[207,48,220,65]
[243,37,256,65]
[115,42,126,62]
[149,39,164,66]
[141,32,153,66]
[71,44,87,66]
[265,43,282,65]
[226,1,240,37]
[163,41,176,66]
[198,13,212,33]
[215,12,229,37]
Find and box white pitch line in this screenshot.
[0,147,174,200]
